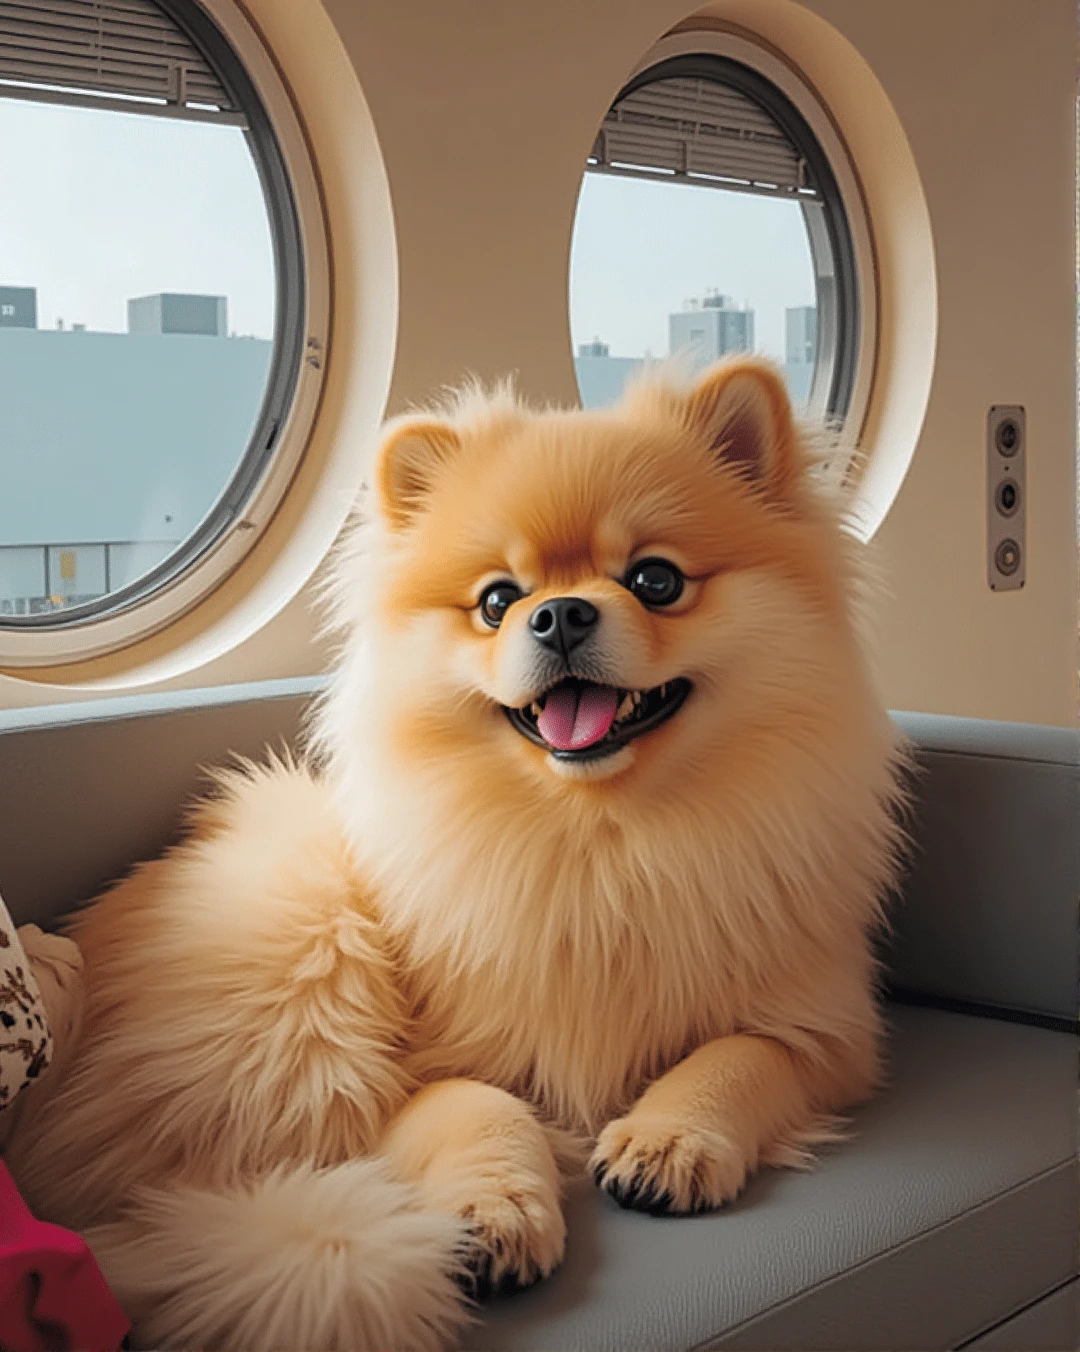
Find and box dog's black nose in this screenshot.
[529,597,599,656]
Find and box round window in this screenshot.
[0,0,327,665]
[570,36,874,437]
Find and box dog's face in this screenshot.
[346,360,855,800]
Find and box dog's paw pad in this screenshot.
[589,1116,749,1215]
[454,1189,565,1301]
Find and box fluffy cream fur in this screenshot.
[5,359,908,1349]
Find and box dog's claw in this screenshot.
[591,1147,688,1216]
[456,1245,540,1303]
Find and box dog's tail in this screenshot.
[83,1158,471,1350]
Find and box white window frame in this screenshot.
[599,26,877,467]
[0,0,330,667]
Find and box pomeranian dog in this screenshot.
[6,358,906,1350]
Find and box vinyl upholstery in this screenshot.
[886,712,1079,1026]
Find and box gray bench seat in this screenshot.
[0,680,1076,1350]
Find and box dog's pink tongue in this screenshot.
[536,684,619,751]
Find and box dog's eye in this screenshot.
[479,581,523,628]
[624,558,684,608]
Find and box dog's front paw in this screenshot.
[455,1181,566,1301]
[589,1114,750,1215]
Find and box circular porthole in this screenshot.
[569,29,875,446]
[0,0,329,666]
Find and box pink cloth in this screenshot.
[0,1160,129,1352]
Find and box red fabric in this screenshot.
[0,1160,129,1352]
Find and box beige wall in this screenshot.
[1,0,1076,726]
[842,0,1078,726]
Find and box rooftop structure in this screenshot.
[127,292,228,337]
[0,286,37,330]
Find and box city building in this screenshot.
[127,292,228,337]
[575,293,758,410]
[574,353,645,409]
[668,292,755,373]
[785,305,817,366]
[0,287,269,614]
[783,305,818,406]
[0,286,37,330]
[573,299,820,411]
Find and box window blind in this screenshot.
[589,76,816,200]
[0,0,243,124]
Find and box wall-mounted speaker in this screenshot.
[987,406,1025,592]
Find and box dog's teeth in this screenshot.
[632,690,642,708]
[616,694,634,721]
[659,683,667,699]
[530,702,541,717]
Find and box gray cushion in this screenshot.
[0,677,323,930]
[887,712,1079,1026]
[469,1005,1077,1351]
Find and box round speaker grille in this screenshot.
[995,539,1021,576]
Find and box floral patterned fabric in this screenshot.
[0,905,52,1114]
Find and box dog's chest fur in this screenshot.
[346,735,889,1137]
[402,948,715,1136]
[379,850,755,1136]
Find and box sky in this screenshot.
[569,172,815,363]
[0,97,275,337]
[1,93,815,361]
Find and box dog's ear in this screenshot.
[685,359,803,501]
[374,416,462,529]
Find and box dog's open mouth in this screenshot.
[504,677,692,761]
